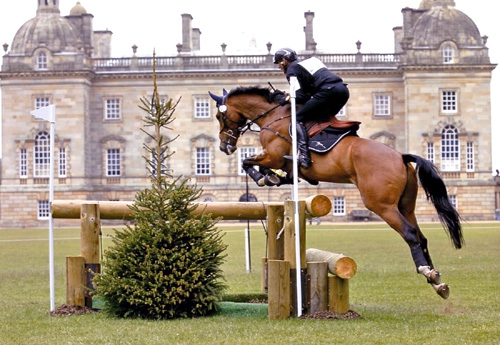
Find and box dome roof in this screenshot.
[411,5,482,48]
[10,13,79,55]
[70,2,87,16]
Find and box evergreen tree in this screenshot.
[94,55,227,319]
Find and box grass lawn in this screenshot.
[0,221,499,344]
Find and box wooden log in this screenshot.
[328,275,350,314]
[52,194,332,220]
[306,248,357,279]
[268,260,291,319]
[66,256,85,307]
[307,261,328,315]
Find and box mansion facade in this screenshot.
[0,0,498,228]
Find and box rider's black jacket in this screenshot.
[285,57,343,104]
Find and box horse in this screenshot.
[208,85,464,299]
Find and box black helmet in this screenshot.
[274,48,297,64]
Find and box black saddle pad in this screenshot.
[308,126,358,153]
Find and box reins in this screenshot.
[223,103,293,144]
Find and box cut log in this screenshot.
[305,248,357,279]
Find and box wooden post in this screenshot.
[66,256,85,306]
[284,200,307,317]
[307,261,328,315]
[266,204,285,260]
[328,275,350,314]
[80,203,101,308]
[268,260,291,319]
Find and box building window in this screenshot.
[441,125,460,171]
[449,195,458,210]
[34,131,50,177]
[194,97,210,119]
[38,200,50,219]
[466,142,474,172]
[59,147,67,177]
[196,147,210,175]
[106,148,121,176]
[238,147,258,175]
[20,148,28,178]
[443,46,454,64]
[37,52,48,70]
[427,142,435,164]
[373,94,391,117]
[105,99,121,120]
[441,90,457,114]
[35,97,50,110]
[333,196,346,216]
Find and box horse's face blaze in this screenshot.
[215,108,241,155]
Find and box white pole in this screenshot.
[289,77,302,317]
[245,226,251,273]
[48,114,55,311]
[30,105,56,311]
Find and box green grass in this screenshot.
[1,222,499,344]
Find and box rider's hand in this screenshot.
[279,94,290,106]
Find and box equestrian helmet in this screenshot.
[274,48,297,64]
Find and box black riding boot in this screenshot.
[296,122,312,168]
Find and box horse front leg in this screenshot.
[242,151,291,187]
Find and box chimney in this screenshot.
[304,11,316,51]
[181,13,193,52]
[192,28,201,51]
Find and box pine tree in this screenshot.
[93,54,227,319]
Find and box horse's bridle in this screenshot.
[217,98,291,144]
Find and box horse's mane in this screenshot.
[227,86,274,103]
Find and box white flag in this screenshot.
[30,105,55,123]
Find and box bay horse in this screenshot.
[208,86,463,299]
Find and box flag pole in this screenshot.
[289,77,302,317]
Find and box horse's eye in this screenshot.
[219,105,227,113]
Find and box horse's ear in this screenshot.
[208,91,223,104]
[223,88,228,96]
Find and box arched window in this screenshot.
[442,45,454,64]
[37,52,47,70]
[34,131,50,177]
[441,125,460,171]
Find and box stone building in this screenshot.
[0,0,497,228]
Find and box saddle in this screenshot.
[303,115,361,153]
[305,115,361,137]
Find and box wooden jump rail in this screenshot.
[52,195,356,318]
[51,194,332,220]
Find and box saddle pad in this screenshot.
[308,126,358,153]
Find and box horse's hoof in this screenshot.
[264,174,281,186]
[257,178,266,187]
[432,283,450,299]
[418,266,441,285]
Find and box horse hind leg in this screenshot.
[376,206,450,299]
[397,170,449,298]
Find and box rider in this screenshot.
[274,48,350,168]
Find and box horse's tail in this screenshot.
[402,154,464,249]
